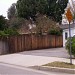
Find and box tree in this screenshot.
[16,0,34,19]
[0,15,7,30]
[9,17,25,29]
[35,14,61,34]
[47,0,68,22]
[16,0,68,22]
[8,17,30,31]
[36,0,48,14]
[7,3,16,19]
[16,0,48,19]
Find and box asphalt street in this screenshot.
[0,64,74,75]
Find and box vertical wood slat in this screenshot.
[21,35,25,51]
[7,34,63,53]
[0,37,8,54]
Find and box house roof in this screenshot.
[60,23,75,29]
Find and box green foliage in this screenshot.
[36,0,48,14]
[66,37,75,57]
[47,0,68,22]
[0,15,7,30]
[7,3,16,19]
[0,28,19,36]
[9,17,25,29]
[16,0,68,22]
[16,0,48,19]
[48,29,62,36]
[4,28,19,36]
[0,31,8,36]
[16,0,35,18]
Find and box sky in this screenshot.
[0,0,17,18]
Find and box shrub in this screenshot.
[66,37,75,57]
[4,28,19,36]
[48,29,62,36]
[0,28,19,36]
[0,31,8,36]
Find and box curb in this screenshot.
[29,66,75,74]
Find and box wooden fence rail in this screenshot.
[8,34,63,53]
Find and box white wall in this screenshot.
[63,28,75,47]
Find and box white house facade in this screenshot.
[62,24,75,47]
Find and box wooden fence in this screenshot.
[0,37,9,54]
[8,34,63,53]
[0,34,63,54]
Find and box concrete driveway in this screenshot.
[0,47,75,75]
[20,47,70,58]
[0,47,75,67]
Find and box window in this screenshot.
[65,32,68,40]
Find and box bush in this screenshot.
[66,37,75,57]
[48,29,62,36]
[4,28,19,36]
[0,28,19,36]
[0,31,8,36]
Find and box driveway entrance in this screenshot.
[0,48,74,67]
[20,48,69,58]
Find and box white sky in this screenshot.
[0,0,17,18]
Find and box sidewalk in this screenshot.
[0,53,75,67]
